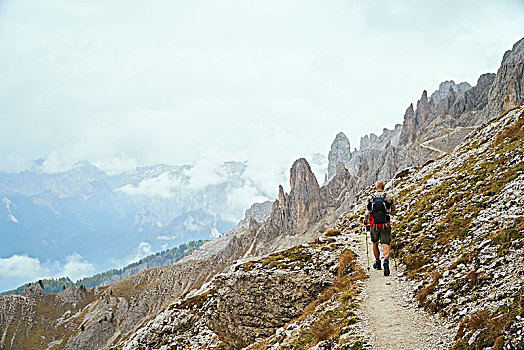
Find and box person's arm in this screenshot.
[364,197,372,228]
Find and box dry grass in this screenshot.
[416,272,441,306]
[468,309,491,329]
[494,109,524,145]
[338,250,357,277]
[325,229,342,237]
[310,318,336,342]
[285,248,366,348]
[465,270,477,287]
[404,253,428,271]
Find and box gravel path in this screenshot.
[349,231,456,350]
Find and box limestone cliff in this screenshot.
[429,80,472,106]
[327,132,351,182]
[486,37,524,117]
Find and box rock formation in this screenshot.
[327,132,351,182]
[429,80,472,106]
[330,37,523,204]
[486,37,524,117]
[234,200,273,229]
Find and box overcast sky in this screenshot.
[1,0,524,195]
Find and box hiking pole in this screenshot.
[390,178,398,273]
[364,222,370,272]
[391,237,398,272]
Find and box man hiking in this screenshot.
[365,180,396,276]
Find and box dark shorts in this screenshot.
[370,226,391,245]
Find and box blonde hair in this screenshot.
[375,181,385,190]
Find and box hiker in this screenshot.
[364,180,396,276]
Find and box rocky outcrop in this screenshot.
[429,80,472,106]
[54,285,86,308]
[327,132,351,181]
[234,200,273,229]
[208,266,333,348]
[345,124,402,177]
[486,37,524,117]
[121,233,351,350]
[249,158,352,255]
[20,282,43,297]
[398,104,415,145]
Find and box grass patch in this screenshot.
[285,250,366,348]
[325,229,342,237]
[176,288,216,310]
[240,246,314,272]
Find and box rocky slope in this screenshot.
[336,103,524,349]
[0,158,352,350]
[120,237,352,349]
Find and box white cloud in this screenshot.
[118,172,182,198]
[0,253,95,291]
[0,254,49,279]
[60,253,96,281]
[137,242,153,258]
[1,0,523,176]
[157,235,176,241]
[110,242,154,269]
[185,158,226,189]
[226,185,272,222]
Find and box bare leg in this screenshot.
[373,242,380,260]
[382,244,390,258]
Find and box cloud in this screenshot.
[225,185,272,222]
[0,254,49,279]
[1,0,523,176]
[0,253,95,292]
[135,242,153,260]
[184,158,227,190]
[110,242,154,269]
[60,253,96,281]
[118,172,182,198]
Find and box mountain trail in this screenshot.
[350,231,456,350]
[418,126,477,154]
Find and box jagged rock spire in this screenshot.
[399,103,415,145]
[327,132,351,181]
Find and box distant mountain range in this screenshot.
[0,160,271,291]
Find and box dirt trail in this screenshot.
[349,231,456,350]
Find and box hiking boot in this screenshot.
[373,259,381,270]
[383,259,390,276]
